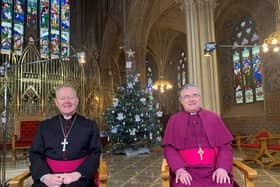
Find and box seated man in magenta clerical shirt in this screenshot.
[162,84,234,187]
[29,84,101,187]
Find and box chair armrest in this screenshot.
[258,136,280,146]
[233,160,257,187]
[161,159,170,179]
[7,170,31,187]
[233,160,257,180]
[235,135,255,144]
[235,135,253,139]
[99,160,107,187]
[272,135,280,144]
[259,136,280,141]
[161,159,170,187]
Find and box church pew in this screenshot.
[6,160,107,187]
[161,158,257,187]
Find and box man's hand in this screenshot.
[212,168,231,184]
[42,173,64,187]
[61,172,82,184]
[175,168,192,186]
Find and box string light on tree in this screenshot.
[105,49,162,152]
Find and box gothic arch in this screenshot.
[215,0,275,41]
[215,0,275,116]
[126,0,182,47]
[21,85,40,114]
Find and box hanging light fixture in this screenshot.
[152,32,172,93]
[153,75,173,93]
[152,55,173,93]
[152,1,172,93]
[262,0,280,53]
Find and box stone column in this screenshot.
[184,0,201,86]
[200,0,220,114]
[184,0,220,114]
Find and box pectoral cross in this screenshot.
[197,147,204,160]
[61,138,69,152]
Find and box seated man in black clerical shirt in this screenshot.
[29,84,101,187]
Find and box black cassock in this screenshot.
[29,114,101,187]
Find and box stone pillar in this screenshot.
[201,0,220,114]
[124,0,148,88]
[184,0,201,86]
[184,0,220,114]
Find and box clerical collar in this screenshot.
[185,109,201,116]
[61,113,77,121]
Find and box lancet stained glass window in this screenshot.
[232,18,263,104]
[0,0,71,58]
[14,0,24,55]
[1,0,12,54]
[27,0,37,26]
[177,51,186,89]
[146,63,153,93]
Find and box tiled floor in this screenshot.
[3,148,280,187]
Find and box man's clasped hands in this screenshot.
[42,171,82,187]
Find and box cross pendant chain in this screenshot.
[61,138,69,152]
[197,147,204,160]
[59,115,78,152]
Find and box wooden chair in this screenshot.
[161,158,257,187]
[263,136,280,169]
[235,129,280,169]
[12,114,44,160]
[6,160,108,187]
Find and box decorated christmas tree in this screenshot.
[105,49,162,152]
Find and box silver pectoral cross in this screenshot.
[197,147,204,160]
[61,138,69,152]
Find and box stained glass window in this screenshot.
[14,0,24,55]
[61,0,70,57]
[50,0,60,58]
[1,0,71,58]
[1,0,12,54]
[27,0,37,26]
[40,0,50,58]
[177,51,187,89]
[144,57,154,93]
[232,18,263,104]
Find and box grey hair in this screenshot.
[55,83,78,98]
[179,83,201,98]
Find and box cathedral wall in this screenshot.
[224,115,280,135]
[215,0,280,135]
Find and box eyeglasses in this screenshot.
[182,93,200,100]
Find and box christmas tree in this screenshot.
[105,49,162,152]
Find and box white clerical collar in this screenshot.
[63,115,72,120]
[62,113,77,120]
[190,112,197,115]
